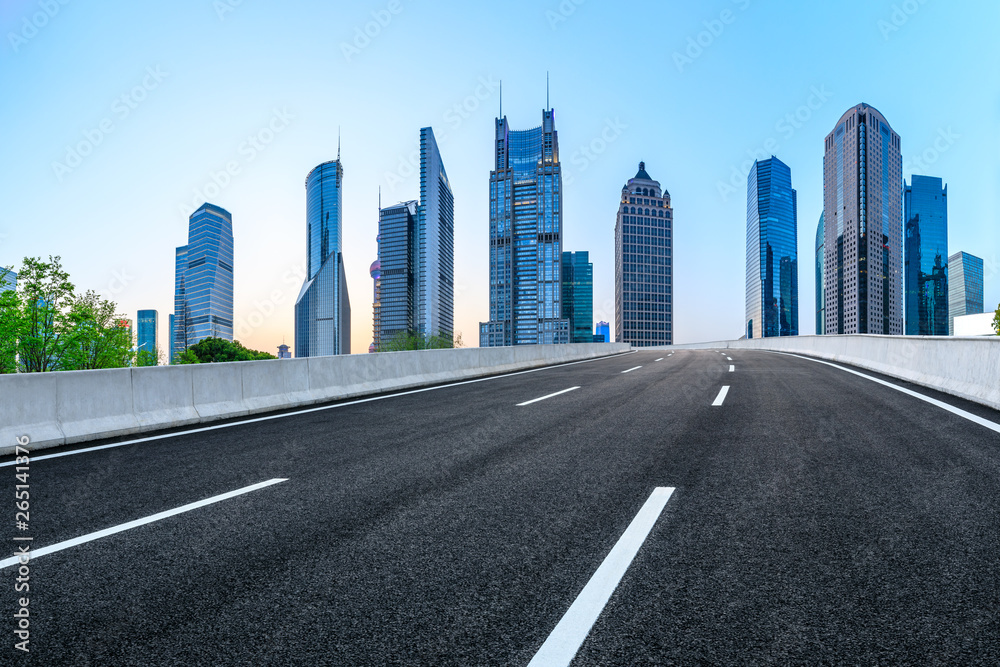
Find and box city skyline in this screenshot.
[2,1,997,355]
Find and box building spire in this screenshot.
[499,79,502,119]
[546,71,550,110]
[337,126,341,161]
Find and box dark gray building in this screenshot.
[377,200,418,344]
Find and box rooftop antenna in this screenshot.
[499,79,502,119]
[546,71,550,111]
[337,126,341,161]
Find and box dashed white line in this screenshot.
[621,366,643,374]
[0,479,288,569]
[712,386,731,406]
[654,358,664,362]
[726,357,733,361]
[518,387,581,407]
[527,487,676,667]
[729,365,735,373]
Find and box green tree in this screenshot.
[136,345,164,367]
[378,330,459,352]
[993,303,1000,335]
[17,256,75,372]
[61,290,135,370]
[0,272,21,374]
[177,337,276,363]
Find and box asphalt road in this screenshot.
[4,349,1000,665]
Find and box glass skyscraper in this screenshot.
[295,159,351,357]
[172,203,234,361]
[1,270,15,293]
[595,321,610,343]
[615,162,673,346]
[904,175,948,336]
[745,157,798,339]
[137,309,158,356]
[416,127,455,340]
[377,200,418,344]
[948,251,984,335]
[481,109,568,346]
[816,213,825,335]
[823,103,903,335]
[561,251,593,344]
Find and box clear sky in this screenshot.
[2,0,997,354]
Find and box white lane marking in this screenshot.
[621,366,643,374]
[726,357,733,361]
[712,386,731,406]
[1,351,638,468]
[729,365,735,373]
[0,479,287,569]
[518,387,581,407]
[527,487,676,667]
[655,358,664,362]
[772,352,1000,435]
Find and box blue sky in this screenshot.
[2,0,997,353]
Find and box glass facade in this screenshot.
[172,203,234,361]
[823,104,903,335]
[615,162,673,346]
[295,160,351,357]
[595,321,610,343]
[137,309,158,356]
[377,201,418,344]
[1,270,15,293]
[948,251,984,335]
[816,213,825,335]
[746,157,798,339]
[416,127,455,340]
[481,109,569,346]
[561,251,593,344]
[904,175,948,335]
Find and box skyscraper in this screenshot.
[173,203,234,361]
[370,235,381,353]
[816,213,825,335]
[823,103,903,335]
[481,108,568,346]
[377,200,418,345]
[168,313,175,363]
[745,156,798,339]
[416,127,455,340]
[137,309,158,358]
[904,175,948,336]
[615,162,673,346]
[595,321,610,343]
[561,251,593,344]
[295,159,351,357]
[948,251,984,335]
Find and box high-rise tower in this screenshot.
[480,109,568,346]
[903,175,948,336]
[823,103,903,335]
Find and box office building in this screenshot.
[277,343,291,359]
[816,213,825,335]
[173,203,234,361]
[416,127,455,340]
[561,251,593,344]
[823,103,903,335]
[615,162,673,346]
[481,108,568,346]
[948,251,984,335]
[745,156,798,338]
[904,175,948,335]
[377,201,418,345]
[137,309,158,360]
[595,321,610,343]
[1,270,15,293]
[295,159,351,356]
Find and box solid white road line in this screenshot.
[527,487,676,667]
[729,365,735,373]
[0,479,288,569]
[621,366,643,374]
[772,352,1000,435]
[655,358,664,362]
[712,386,731,406]
[1,351,638,469]
[518,387,581,407]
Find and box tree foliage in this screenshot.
[176,337,276,363]
[16,256,75,372]
[61,290,135,371]
[993,303,1000,336]
[377,330,463,352]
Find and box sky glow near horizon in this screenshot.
[1,0,997,354]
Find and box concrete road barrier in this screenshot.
[0,343,631,455]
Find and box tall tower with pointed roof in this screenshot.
[614,162,673,346]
